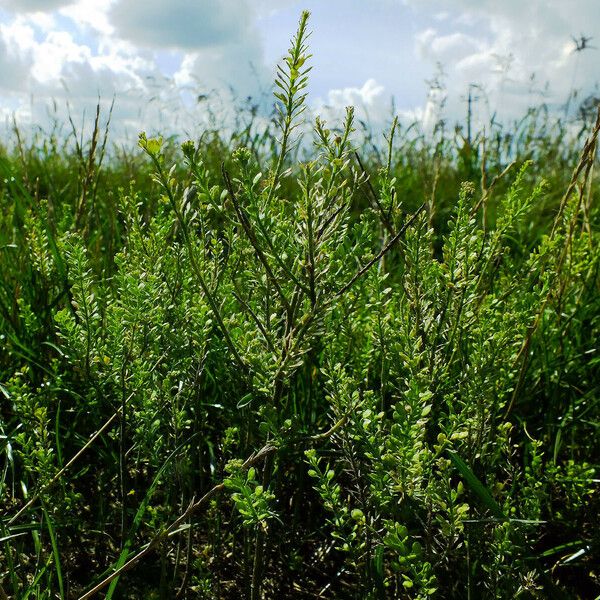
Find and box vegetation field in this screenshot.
[1,12,599,599]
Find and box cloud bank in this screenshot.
[0,0,597,142]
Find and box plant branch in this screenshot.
[335,202,426,298]
[79,444,277,600]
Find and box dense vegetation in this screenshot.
[1,12,599,599]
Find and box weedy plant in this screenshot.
[1,10,599,600]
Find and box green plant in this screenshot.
[1,10,599,600]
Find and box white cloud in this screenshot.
[315,79,409,132]
[0,20,35,92]
[109,0,269,101]
[409,0,599,122]
[1,0,599,144]
[109,0,254,50]
[59,0,116,35]
[173,37,267,100]
[326,79,386,109]
[417,29,483,64]
[0,0,272,142]
[0,0,73,13]
[31,30,91,82]
[0,9,164,141]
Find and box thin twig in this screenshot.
[75,103,101,229]
[309,413,350,442]
[7,355,165,526]
[149,154,247,371]
[335,203,426,298]
[354,151,396,236]
[550,107,600,238]
[232,289,277,354]
[222,165,292,316]
[470,160,517,218]
[78,444,277,600]
[505,106,600,417]
[9,410,118,526]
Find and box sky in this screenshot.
[0,0,598,142]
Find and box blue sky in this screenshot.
[0,0,598,139]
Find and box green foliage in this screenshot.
[1,10,600,600]
[224,464,277,530]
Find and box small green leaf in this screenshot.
[351,508,364,521]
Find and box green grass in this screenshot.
[1,11,600,599]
